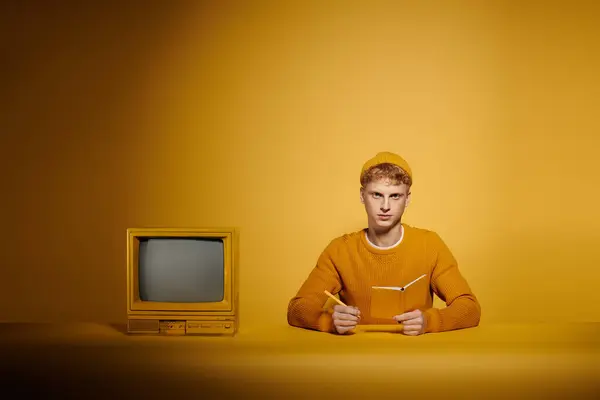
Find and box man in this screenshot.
[287,152,481,335]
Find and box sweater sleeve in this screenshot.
[423,232,481,333]
[287,241,342,333]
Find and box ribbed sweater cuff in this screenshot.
[317,312,336,333]
[424,308,442,333]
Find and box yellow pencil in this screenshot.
[324,290,347,307]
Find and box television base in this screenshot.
[127,318,236,336]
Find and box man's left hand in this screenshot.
[393,309,426,336]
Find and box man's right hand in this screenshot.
[332,305,361,334]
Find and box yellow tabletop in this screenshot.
[1,322,599,398]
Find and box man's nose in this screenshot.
[380,198,390,212]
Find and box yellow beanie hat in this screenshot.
[360,151,412,182]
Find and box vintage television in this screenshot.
[126,227,239,335]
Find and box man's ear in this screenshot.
[405,192,411,208]
[359,187,365,204]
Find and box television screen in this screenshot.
[138,237,224,303]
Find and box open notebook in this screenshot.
[370,274,426,319]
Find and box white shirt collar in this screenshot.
[365,225,404,250]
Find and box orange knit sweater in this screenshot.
[287,224,481,333]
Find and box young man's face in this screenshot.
[360,179,411,231]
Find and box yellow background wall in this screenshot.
[2,1,599,330]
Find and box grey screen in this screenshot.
[138,237,224,303]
